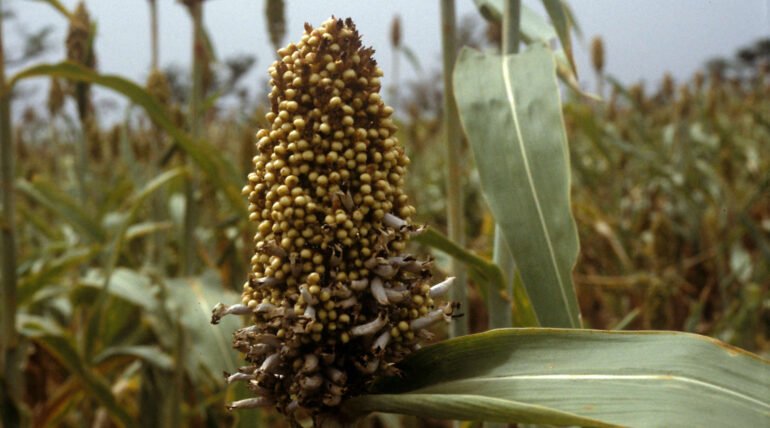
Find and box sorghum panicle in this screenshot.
[591,36,604,75]
[265,0,287,53]
[212,17,456,419]
[146,68,172,111]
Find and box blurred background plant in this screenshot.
[0,0,767,427]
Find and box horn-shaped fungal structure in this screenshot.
[211,17,457,421]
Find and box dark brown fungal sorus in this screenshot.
[211,17,457,418]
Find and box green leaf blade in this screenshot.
[541,0,577,74]
[453,46,580,328]
[349,329,770,427]
[9,62,246,215]
[350,393,616,427]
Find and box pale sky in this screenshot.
[8,0,770,116]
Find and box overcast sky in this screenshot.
[8,0,770,116]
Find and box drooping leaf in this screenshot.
[453,46,581,328]
[414,228,537,327]
[94,345,174,371]
[347,329,770,427]
[399,45,423,74]
[16,178,106,242]
[26,0,72,19]
[541,0,576,74]
[8,62,245,214]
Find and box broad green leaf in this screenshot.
[453,46,581,328]
[348,329,770,427]
[163,271,242,391]
[20,317,138,428]
[8,62,245,214]
[414,228,537,327]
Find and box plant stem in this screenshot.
[0,0,18,392]
[148,0,166,271]
[183,0,204,276]
[440,0,467,338]
[502,0,521,55]
[486,3,519,425]
[148,0,158,70]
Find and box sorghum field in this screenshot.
[1,1,768,427]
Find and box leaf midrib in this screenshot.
[412,373,770,411]
[501,55,577,327]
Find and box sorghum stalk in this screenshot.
[148,0,159,69]
[0,0,18,379]
[0,7,25,423]
[146,68,171,269]
[212,18,456,424]
[440,0,468,338]
[182,0,205,275]
[265,0,286,54]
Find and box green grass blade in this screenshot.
[415,228,538,327]
[349,394,615,427]
[541,0,576,74]
[26,0,72,18]
[8,61,245,214]
[84,168,186,358]
[93,345,174,371]
[16,178,106,242]
[453,46,581,328]
[348,329,770,427]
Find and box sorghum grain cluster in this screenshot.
[212,17,456,418]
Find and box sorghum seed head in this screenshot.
[213,17,456,421]
[66,2,95,68]
[47,78,64,116]
[146,68,171,110]
[591,36,604,75]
